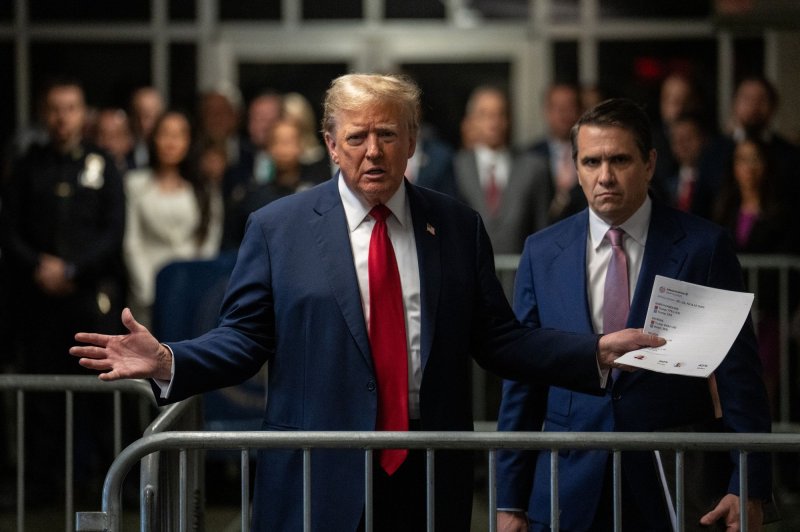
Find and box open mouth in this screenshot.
[364,168,385,177]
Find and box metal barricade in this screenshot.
[0,376,158,532]
[738,254,800,424]
[76,429,800,532]
[137,396,204,532]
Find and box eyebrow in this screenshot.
[580,152,634,162]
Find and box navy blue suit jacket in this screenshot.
[497,202,771,531]
[162,177,611,531]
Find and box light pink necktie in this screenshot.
[604,227,629,380]
[368,205,409,475]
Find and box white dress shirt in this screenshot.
[474,144,511,191]
[338,175,423,419]
[585,196,651,389]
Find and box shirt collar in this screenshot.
[588,195,652,250]
[338,172,409,232]
[475,144,509,163]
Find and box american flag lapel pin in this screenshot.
[426,223,436,236]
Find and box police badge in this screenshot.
[79,153,105,189]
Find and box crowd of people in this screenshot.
[0,70,798,526]
[2,73,798,376]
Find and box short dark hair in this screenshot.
[570,98,652,161]
[40,76,85,102]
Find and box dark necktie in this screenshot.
[603,227,629,379]
[368,205,409,475]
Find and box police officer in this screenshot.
[1,77,125,500]
[2,78,125,376]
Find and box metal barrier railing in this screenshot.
[137,396,203,532]
[738,254,800,423]
[76,430,800,532]
[0,376,159,532]
[1,254,795,530]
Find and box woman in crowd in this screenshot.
[713,136,796,415]
[282,92,331,182]
[124,110,223,327]
[220,118,314,250]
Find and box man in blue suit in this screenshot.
[496,99,771,531]
[71,76,662,531]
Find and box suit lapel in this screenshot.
[629,203,688,326]
[616,203,687,389]
[406,182,440,372]
[552,212,594,332]
[309,179,373,368]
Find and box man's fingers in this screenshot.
[74,332,110,347]
[97,370,122,382]
[70,345,108,359]
[77,356,113,372]
[121,307,142,334]
[643,333,666,348]
[698,510,720,526]
[632,328,665,347]
[699,502,726,525]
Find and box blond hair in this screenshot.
[322,73,421,137]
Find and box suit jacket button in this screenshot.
[367,380,376,391]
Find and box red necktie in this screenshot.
[368,205,409,475]
[485,165,500,217]
[603,227,629,380]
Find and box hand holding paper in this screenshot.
[616,275,754,377]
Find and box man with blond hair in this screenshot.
[72,74,662,531]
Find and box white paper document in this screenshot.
[616,275,754,378]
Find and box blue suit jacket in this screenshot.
[497,202,771,531]
[163,177,612,531]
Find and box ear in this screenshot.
[324,131,339,165]
[645,148,657,183]
[407,133,417,160]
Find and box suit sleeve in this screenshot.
[496,240,550,510]
[707,230,772,499]
[470,214,603,394]
[162,214,276,402]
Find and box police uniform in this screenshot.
[2,140,125,374]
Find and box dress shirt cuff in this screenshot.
[152,343,176,399]
[599,366,610,388]
[595,335,609,387]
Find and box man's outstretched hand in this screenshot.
[70,308,172,381]
[597,328,665,371]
